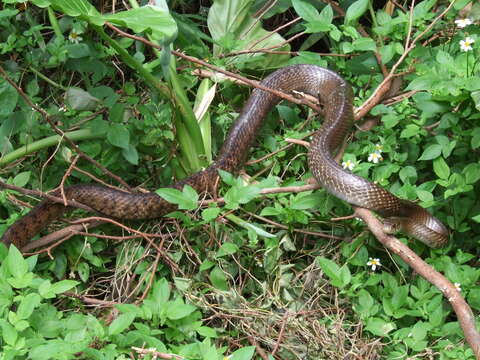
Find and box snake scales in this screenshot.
[1,65,449,248]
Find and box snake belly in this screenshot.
[0,64,449,249]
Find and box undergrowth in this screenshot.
[0,0,479,359]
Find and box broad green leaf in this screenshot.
[0,78,18,117]
[472,91,480,111]
[197,326,217,338]
[230,346,255,360]
[107,123,130,150]
[467,288,480,311]
[209,266,229,291]
[50,280,79,294]
[316,256,351,288]
[12,171,31,187]
[104,5,177,43]
[122,144,139,165]
[0,319,17,346]
[416,190,433,202]
[207,0,289,69]
[65,87,100,111]
[17,293,41,320]
[156,185,198,210]
[216,242,239,258]
[433,157,450,180]
[108,313,136,335]
[418,144,442,160]
[464,163,480,184]
[352,37,377,52]
[345,0,369,24]
[6,246,28,280]
[202,207,220,222]
[292,0,319,22]
[151,278,171,305]
[166,299,197,320]
[365,317,396,336]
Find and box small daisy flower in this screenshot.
[368,152,383,163]
[455,18,473,28]
[342,159,355,170]
[374,143,383,154]
[68,30,83,44]
[59,105,67,112]
[367,258,381,271]
[454,282,461,292]
[460,37,475,52]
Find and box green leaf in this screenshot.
[352,37,377,52]
[122,144,139,165]
[345,0,369,24]
[6,246,28,279]
[416,189,433,202]
[0,319,17,346]
[209,266,229,291]
[226,214,276,238]
[207,0,289,69]
[0,78,19,117]
[107,124,130,150]
[202,207,220,222]
[216,242,239,258]
[467,288,480,311]
[365,317,396,336]
[17,293,41,320]
[156,185,198,210]
[108,313,136,335]
[230,346,256,360]
[316,256,351,288]
[104,5,177,43]
[418,144,442,160]
[472,91,480,111]
[166,299,197,320]
[464,163,480,184]
[12,171,31,187]
[433,157,450,180]
[197,326,217,338]
[64,87,100,111]
[292,0,319,22]
[50,280,79,294]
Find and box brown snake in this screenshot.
[1,65,449,249]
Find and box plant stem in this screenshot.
[0,129,102,167]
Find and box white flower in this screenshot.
[455,18,473,28]
[368,152,383,163]
[68,31,83,44]
[59,105,67,112]
[454,282,461,292]
[367,258,381,271]
[375,144,383,153]
[460,37,475,52]
[342,159,355,170]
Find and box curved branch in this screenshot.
[354,207,480,358]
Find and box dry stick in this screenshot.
[0,179,94,212]
[355,0,456,119]
[104,22,321,113]
[60,155,79,205]
[21,220,105,253]
[64,291,119,306]
[354,208,480,358]
[131,347,183,360]
[0,65,132,191]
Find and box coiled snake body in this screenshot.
[1,65,448,248]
